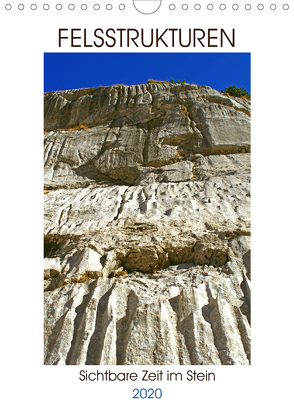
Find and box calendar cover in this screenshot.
[1,1,292,415]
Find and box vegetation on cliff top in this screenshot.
[146,80,250,100]
[221,85,251,100]
[147,78,187,85]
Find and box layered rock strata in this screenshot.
[44,82,251,365]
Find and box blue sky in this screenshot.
[44,52,250,94]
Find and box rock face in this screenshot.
[44,82,251,365]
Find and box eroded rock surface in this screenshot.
[44,82,251,365]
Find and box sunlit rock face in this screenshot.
[44,82,251,365]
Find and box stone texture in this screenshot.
[44,83,250,188]
[44,258,251,365]
[44,82,251,365]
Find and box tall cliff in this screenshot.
[44,82,251,365]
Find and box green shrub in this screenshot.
[221,85,251,99]
[170,78,186,85]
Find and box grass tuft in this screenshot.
[147,79,171,85]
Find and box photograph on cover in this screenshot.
[44,52,250,366]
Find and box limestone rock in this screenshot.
[44,261,250,365]
[44,82,251,365]
[44,83,250,188]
